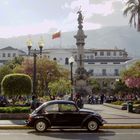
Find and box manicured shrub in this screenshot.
[1,73,32,96]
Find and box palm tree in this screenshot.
[123,0,140,31]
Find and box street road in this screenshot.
[0,129,140,140]
[84,104,140,124]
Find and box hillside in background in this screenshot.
[0,26,140,57]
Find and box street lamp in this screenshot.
[27,38,44,95]
[69,56,75,100]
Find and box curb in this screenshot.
[0,125,140,129]
[101,125,140,129]
[0,125,32,129]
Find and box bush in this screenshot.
[111,101,125,105]
[133,100,140,104]
[0,106,30,113]
[1,73,32,96]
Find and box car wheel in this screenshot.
[87,120,99,132]
[35,119,47,132]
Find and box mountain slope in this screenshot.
[0,26,139,57]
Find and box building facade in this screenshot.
[0,46,133,90]
[0,46,26,66]
[42,47,132,90]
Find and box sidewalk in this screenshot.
[0,104,140,129]
[0,120,140,129]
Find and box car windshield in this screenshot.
[32,102,47,114]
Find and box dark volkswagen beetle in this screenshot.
[26,100,106,132]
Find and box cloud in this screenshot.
[62,0,129,30]
[0,0,128,38]
[61,0,117,31]
[64,0,115,17]
[3,0,9,5]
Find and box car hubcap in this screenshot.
[36,121,46,132]
[88,121,97,131]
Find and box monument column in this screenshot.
[74,10,91,98]
[74,10,87,68]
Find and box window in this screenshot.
[13,53,16,57]
[113,62,120,64]
[107,51,110,56]
[101,62,107,64]
[95,52,97,56]
[75,55,77,60]
[8,53,11,57]
[100,51,104,56]
[114,69,119,76]
[119,51,122,56]
[113,51,116,56]
[2,53,5,57]
[59,103,77,112]
[102,69,106,76]
[65,57,69,65]
[44,104,58,112]
[90,55,94,59]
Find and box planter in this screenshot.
[0,113,29,119]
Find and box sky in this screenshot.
[0,0,129,38]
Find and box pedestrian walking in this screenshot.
[30,95,40,112]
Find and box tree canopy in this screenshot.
[48,78,71,99]
[123,0,140,31]
[121,61,140,88]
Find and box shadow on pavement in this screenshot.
[28,129,115,140]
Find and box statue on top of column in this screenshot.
[77,10,83,25]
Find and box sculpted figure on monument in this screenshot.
[77,10,83,24]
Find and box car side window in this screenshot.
[59,103,77,112]
[44,103,58,112]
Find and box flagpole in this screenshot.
[60,31,62,48]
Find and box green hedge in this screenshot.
[111,101,124,105]
[1,73,32,96]
[0,107,30,113]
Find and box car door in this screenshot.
[42,103,59,125]
[55,103,83,126]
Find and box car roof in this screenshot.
[44,100,75,105]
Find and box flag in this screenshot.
[52,31,61,39]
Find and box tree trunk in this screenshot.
[137,12,140,31]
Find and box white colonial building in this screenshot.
[41,47,132,89]
[0,46,134,89]
[0,46,26,66]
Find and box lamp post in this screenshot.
[69,56,75,100]
[27,38,44,95]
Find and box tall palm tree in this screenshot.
[123,0,140,31]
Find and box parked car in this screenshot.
[26,100,106,132]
